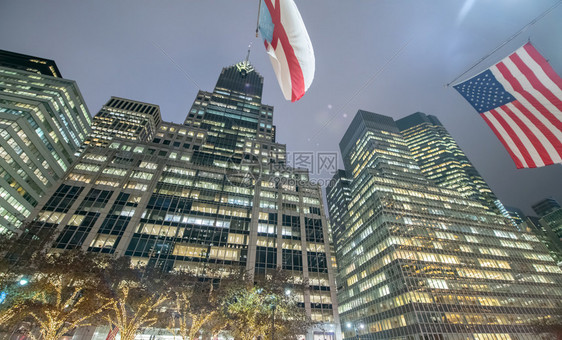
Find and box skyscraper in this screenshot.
[396,112,507,217]
[0,49,62,78]
[532,198,561,217]
[540,209,562,242]
[529,198,562,263]
[326,169,352,249]
[83,97,161,148]
[0,52,91,233]
[523,216,562,265]
[26,61,340,339]
[328,109,562,340]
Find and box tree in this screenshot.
[168,289,215,339]
[219,285,270,340]
[0,233,21,327]
[0,275,28,329]
[0,290,20,328]
[0,230,52,329]
[163,268,228,340]
[217,269,314,340]
[167,290,217,340]
[100,259,169,340]
[254,270,314,340]
[16,249,112,340]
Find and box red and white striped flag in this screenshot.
[106,326,119,340]
[454,43,562,168]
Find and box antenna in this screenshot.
[245,43,252,64]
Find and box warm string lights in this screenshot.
[0,307,16,325]
[23,278,110,340]
[166,291,217,340]
[103,283,168,340]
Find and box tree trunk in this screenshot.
[119,328,138,340]
[42,330,61,340]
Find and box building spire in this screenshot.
[245,42,252,65]
[235,43,255,77]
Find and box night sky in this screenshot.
[1,0,561,216]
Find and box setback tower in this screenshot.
[328,110,562,340]
[26,61,340,340]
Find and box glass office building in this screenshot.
[0,49,62,78]
[0,53,91,233]
[328,110,562,340]
[526,199,562,264]
[523,216,562,265]
[532,198,561,219]
[84,96,161,148]
[326,169,352,250]
[396,113,511,219]
[26,61,340,339]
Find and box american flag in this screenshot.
[105,326,119,340]
[454,43,562,169]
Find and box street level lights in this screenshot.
[0,277,28,305]
[346,322,364,339]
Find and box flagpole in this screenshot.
[245,43,252,64]
[256,0,262,37]
[447,0,562,87]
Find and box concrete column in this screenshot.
[113,156,165,257]
[72,326,96,340]
[245,178,262,281]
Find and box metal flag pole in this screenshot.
[245,43,252,64]
[447,0,562,87]
[256,0,262,37]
